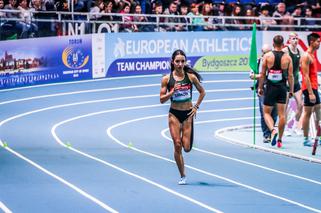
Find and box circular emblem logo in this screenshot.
[62,47,89,69]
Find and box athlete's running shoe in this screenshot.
[271,129,278,146]
[303,138,313,147]
[263,136,270,143]
[178,176,187,185]
[277,139,282,148]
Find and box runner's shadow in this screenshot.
[187,181,235,187]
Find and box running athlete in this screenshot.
[258,35,294,148]
[283,32,303,135]
[301,33,321,146]
[160,49,205,185]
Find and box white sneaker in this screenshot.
[294,128,303,136]
[284,130,292,137]
[178,176,187,185]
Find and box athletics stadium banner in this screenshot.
[262,31,321,71]
[0,35,92,89]
[104,31,263,77]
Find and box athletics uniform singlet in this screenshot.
[287,46,301,92]
[167,72,193,103]
[264,51,288,106]
[301,53,320,106]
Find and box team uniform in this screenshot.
[264,51,288,106]
[287,46,301,92]
[301,54,320,106]
[167,72,194,148]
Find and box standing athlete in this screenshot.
[301,33,321,146]
[160,49,205,185]
[250,44,278,143]
[283,32,303,135]
[258,35,294,148]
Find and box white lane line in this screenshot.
[50,103,321,211]
[0,74,163,92]
[0,144,118,213]
[160,123,321,186]
[0,72,249,93]
[51,126,223,213]
[106,115,321,213]
[0,84,158,105]
[0,201,12,213]
[0,98,251,212]
[0,94,254,130]
[0,83,251,106]
[215,124,321,164]
[49,107,254,212]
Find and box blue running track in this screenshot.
[0,72,321,213]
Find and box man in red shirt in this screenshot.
[301,33,321,146]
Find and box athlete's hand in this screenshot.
[169,83,178,95]
[188,107,197,118]
[309,93,316,104]
[258,88,264,97]
[288,92,293,99]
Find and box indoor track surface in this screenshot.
[1,72,321,213]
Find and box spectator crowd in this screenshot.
[0,0,321,39]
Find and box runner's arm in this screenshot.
[287,56,294,94]
[160,75,174,104]
[190,74,205,109]
[301,54,313,95]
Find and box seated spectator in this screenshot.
[187,3,205,31]
[0,0,5,18]
[163,1,183,31]
[133,4,153,31]
[227,4,244,30]
[119,3,136,32]
[291,5,302,31]
[151,1,166,32]
[202,2,216,31]
[55,0,70,36]
[4,0,19,18]
[17,0,39,37]
[244,8,258,30]
[89,0,104,20]
[30,0,43,12]
[259,4,277,30]
[179,3,189,31]
[272,2,294,31]
[99,0,115,21]
[301,6,321,31]
[213,2,227,31]
[18,0,33,23]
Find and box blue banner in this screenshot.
[0,35,92,89]
[105,31,262,77]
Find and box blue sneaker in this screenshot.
[303,138,313,147]
[271,130,278,146]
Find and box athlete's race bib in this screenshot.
[172,83,192,102]
[268,69,282,83]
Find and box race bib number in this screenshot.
[172,84,191,102]
[268,69,282,82]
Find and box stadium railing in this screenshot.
[0,9,320,40]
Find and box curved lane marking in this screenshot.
[105,115,321,213]
[161,124,321,185]
[0,202,12,213]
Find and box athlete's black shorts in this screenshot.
[169,108,192,123]
[302,89,320,106]
[264,83,287,106]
